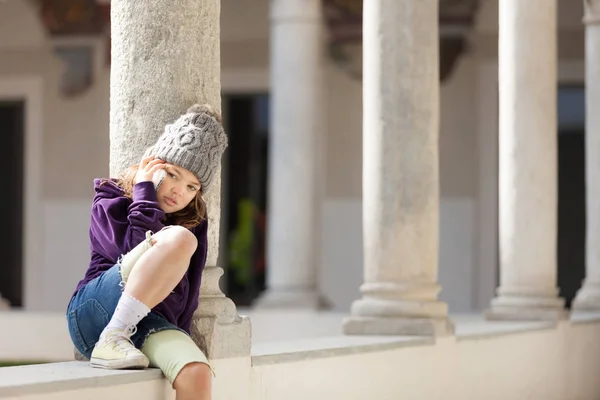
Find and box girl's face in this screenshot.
[156,164,201,213]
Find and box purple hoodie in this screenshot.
[72,178,208,334]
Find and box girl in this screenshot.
[66,104,228,400]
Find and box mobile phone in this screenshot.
[152,169,167,190]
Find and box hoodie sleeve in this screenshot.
[91,181,166,257]
[178,219,208,333]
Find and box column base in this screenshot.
[342,297,454,336]
[253,289,321,309]
[74,347,87,361]
[191,315,252,359]
[193,266,252,358]
[572,281,600,311]
[486,295,567,321]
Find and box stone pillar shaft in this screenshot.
[257,0,323,308]
[573,0,600,311]
[343,0,453,336]
[487,0,566,320]
[110,0,250,358]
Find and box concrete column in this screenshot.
[487,0,566,321]
[573,0,600,312]
[110,0,250,358]
[342,0,453,336]
[256,0,323,308]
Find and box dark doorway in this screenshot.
[0,101,25,308]
[557,86,586,307]
[223,94,269,306]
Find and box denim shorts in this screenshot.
[66,264,187,360]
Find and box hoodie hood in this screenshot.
[93,178,125,200]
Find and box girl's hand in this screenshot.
[135,155,167,184]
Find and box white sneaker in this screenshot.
[90,326,149,369]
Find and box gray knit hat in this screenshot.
[148,104,228,192]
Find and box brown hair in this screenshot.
[110,164,207,230]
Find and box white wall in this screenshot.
[0,0,109,311]
[0,0,46,51]
[319,61,363,310]
[437,55,479,312]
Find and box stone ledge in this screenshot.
[4,314,600,397]
[0,361,164,398]
[454,318,557,341]
[569,311,600,324]
[249,316,582,366]
[251,335,433,366]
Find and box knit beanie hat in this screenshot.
[146,104,228,192]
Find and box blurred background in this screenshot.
[0,0,587,319]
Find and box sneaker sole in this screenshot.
[90,356,149,370]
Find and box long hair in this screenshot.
[110,164,207,230]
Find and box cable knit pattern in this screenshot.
[150,104,227,192]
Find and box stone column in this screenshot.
[255,0,323,308]
[573,0,600,311]
[110,0,250,358]
[342,0,453,336]
[486,0,566,321]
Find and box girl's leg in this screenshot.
[90,226,197,369]
[142,329,212,400]
[173,363,212,400]
[124,226,197,308]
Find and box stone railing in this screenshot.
[2,312,600,400]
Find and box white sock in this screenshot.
[102,292,150,337]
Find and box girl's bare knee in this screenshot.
[173,362,212,394]
[153,226,198,256]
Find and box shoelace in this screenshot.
[104,325,138,354]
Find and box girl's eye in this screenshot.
[188,186,198,191]
[169,173,177,179]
